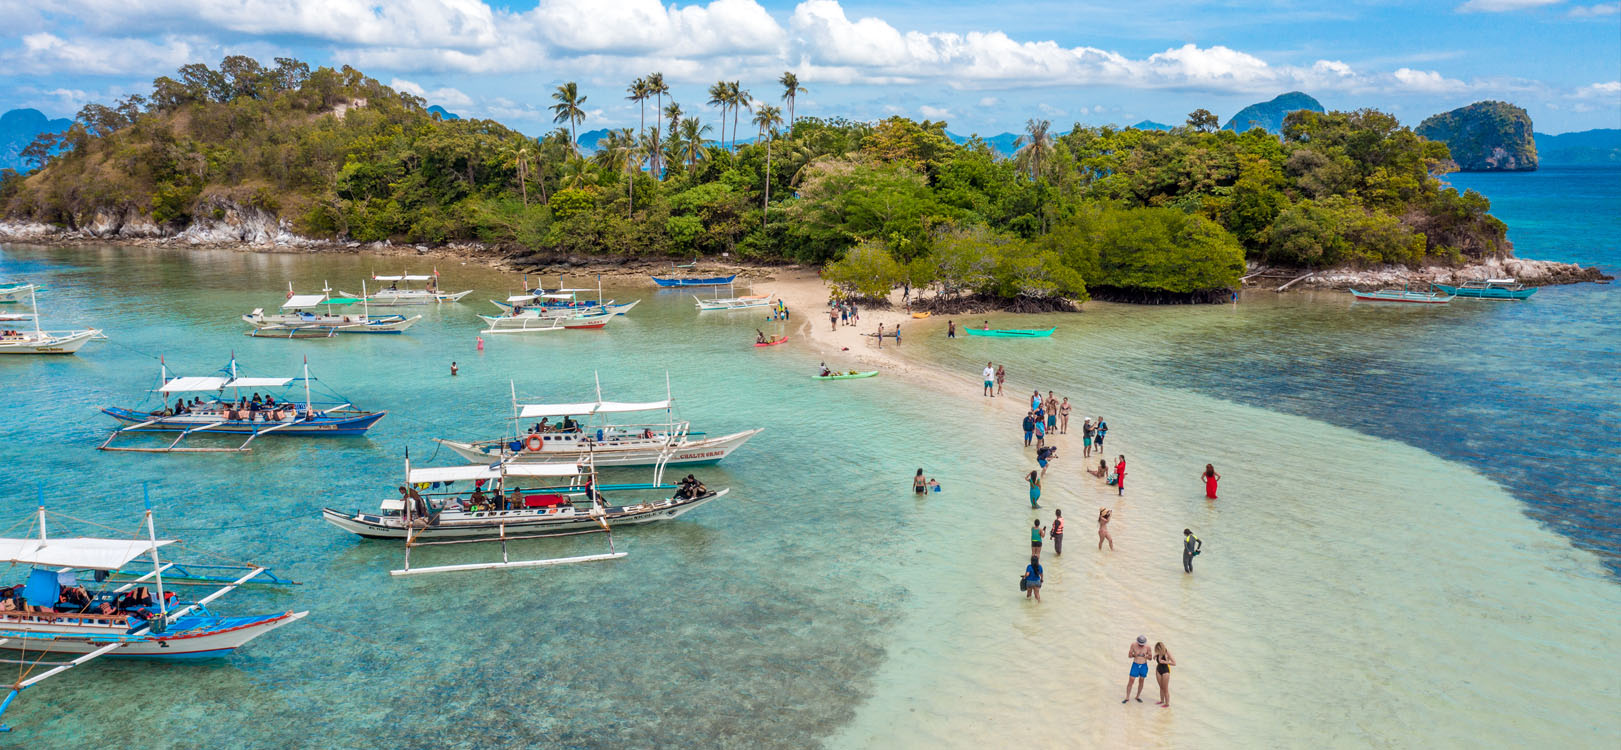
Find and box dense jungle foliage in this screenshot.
[2,57,1509,302]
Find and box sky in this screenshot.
[0,0,1617,136]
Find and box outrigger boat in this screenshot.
[694,280,774,311]
[99,355,385,453]
[434,377,762,467]
[478,307,616,334]
[653,273,736,288]
[340,271,471,305]
[0,500,303,731]
[0,285,103,356]
[0,282,40,304]
[1430,278,1537,300]
[490,276,639,316]
[243,282,421,335]
[1349,287,1454,304]
[813,370,878,380]
[321,455,727,575]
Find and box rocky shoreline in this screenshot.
[3,215,1609,294]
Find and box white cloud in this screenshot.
[1568,2,1620,15]
[1456,0,1562,11]
[533,0,784,56]
[919,105,950,119]
[978,96,999,107]
[1390,67,1469,94]
[5,32,198,75]
[389,78,474,107]
[1570,81,1621,98]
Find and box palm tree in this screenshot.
[550,82,588,157]
[627,78,650,143]
[778,71,806,126]
[679,117,712,174]
[1014,118,1053,180]
[663,101,682,133]
[504,141,533,206]
[646,72,668,177]
[558,157,597,190]
[752,105,783,228]
[729,81,750,151]
[707,81,729,148]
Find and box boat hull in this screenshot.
[0,328,99,354]
[813,371,878,380]
[0,610,305,659]
[1349,289,1453,304]
[436,428,761,467]
[243,313,421,333]
[102,407,385,436]
[338,289,473,305]
[0,284,37,303]
[322,491,726,540]
[754,336,789,347]
[1430,283,1537,300]
[963,327,1055,338]
[653,274,737,287]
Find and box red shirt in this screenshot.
[1115,461,1126,478]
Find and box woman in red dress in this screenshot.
[1202,464,1221,499]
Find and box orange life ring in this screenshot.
[525,435,544,452]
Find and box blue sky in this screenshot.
[1,0,1616,136]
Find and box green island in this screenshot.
[3,57,1510,304]
[1417,101,1538,172]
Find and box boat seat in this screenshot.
[524,494,569,508]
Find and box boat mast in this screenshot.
[510,380,519,444]
[142,485,168,616]
[28,285,41,337]
[303,356,313,416]
[362,279,369,319]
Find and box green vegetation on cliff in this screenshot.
[4,58,1510,302]
[1416,101,1537,172]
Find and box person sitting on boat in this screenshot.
[470,487,488,509]
[819,362,832,377]
[756,329,767,344]
[57,585,93,612]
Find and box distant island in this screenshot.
[3,57,1604,306]
[0,108,73,172]
[1223,92,1324,134]
[1534,129,1621,166]
[1417,101,1537,172]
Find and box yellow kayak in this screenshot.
[911,312,931,319]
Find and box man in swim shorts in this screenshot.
[982,363,994,397]
[1125,635,1152,703]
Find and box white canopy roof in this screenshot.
[282,294,329,308]
[375,275,434,281]
[160,376,230,393]
[0,537,174,571]
[517,400,672,418]
[407,463,580,483]
[540,293,576,300]
[506,295,538,303]
[557,288,594,293]
[225,377,294,389]
[518,402,600,419]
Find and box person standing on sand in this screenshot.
[1098,508,1113,550]
[914,468,927,496]
[1115,455,1127,496]
[1082,419,1094,458]
[829,308,837,332]
[948,320,956,339]
[1030,518,1045,556]
[983,363,995,397]
[1023,556,1043,602]
[1036,445,1057,477]
[995,365,1006,396]
[1026,470,1041,508]
[894,323,900,347]
[1059,398,1071,434]
[1153,643,1177,707]
[1034,418,1046,450]
[1045,392,1058,434]
[1183,529,1202,573]
[1051,509,1065,556]
[876,322,884,349]
[1021,412,1036,447]
[1125,636,1152,703]
[1030,390,1042,412]
[851,303,859,325]
[1202,464,1221,499]
[1094,417,1108,453]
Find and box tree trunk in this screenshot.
[764,139,771,229]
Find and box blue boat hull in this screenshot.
[1430,283,1537,300]
[652,274,737,287]
[101,407,385,436]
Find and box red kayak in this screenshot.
[754,336,789,347]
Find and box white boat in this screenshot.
[339,272,471,306]
[478,305,616,334]
[434,377,762,467]
[0,286,103,356]
[695,282,776,311]
[243,283,420,335]
[321,454,727,575]
[489,295,639,316]
[0,503,304,730]
[0,282,38,303]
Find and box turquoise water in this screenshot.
[0,167,1617,748]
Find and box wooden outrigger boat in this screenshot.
[478,307,617,334]
[435,377,762,468]
[243,283,420,334]
[813,370,878,380]
[653,273,736,288]
[0,285,103,356]
[340,271,472,305]
[98,355,385,453]
[0,282,40,304]
[490,276,638,316]
[322,454,728,575]
[1349,287,1454,304]
[695,281,774,311]
[1430,278,1537,300]
[0,500,303,731]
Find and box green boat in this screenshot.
[1430,279,1537,300]
[812,371,878,380]
[963,327,1055,338]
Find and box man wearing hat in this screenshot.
[1124,635,1152,703]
